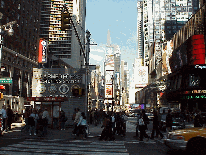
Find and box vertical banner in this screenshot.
[105,85,112,98]
[38,39,48,63]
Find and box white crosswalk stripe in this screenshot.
[0,139,129,155]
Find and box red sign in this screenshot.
[38,39,47,63]
[0,85,5,89]
[27,97,68,102]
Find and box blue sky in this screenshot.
[86,0,138,75]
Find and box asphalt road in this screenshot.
[0,118,189,155]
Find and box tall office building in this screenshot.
[40,0,86,69]
[140,0,200,66]
[137,1,144,61]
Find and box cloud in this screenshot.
[90,53,104,61]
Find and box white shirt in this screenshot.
[43,110,50,119]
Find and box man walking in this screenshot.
[166,109,173,133]
[73,108,81,135]
[1,105,7,131]
[139,109,149,141]
[6,105,13,131]
[150,110,163,139]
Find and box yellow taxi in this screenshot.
[165,127,206,154]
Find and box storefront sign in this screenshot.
[34,73,82,84]
[27,97,67,102]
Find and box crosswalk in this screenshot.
[0,137,166,155]
[0,139,129,155]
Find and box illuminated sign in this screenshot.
[38,39,48,63]
[181,94,206,99]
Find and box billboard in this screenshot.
[38,39,48,63]
[105,85,112,98]
[134,66,148,88]
[105,54,114,70]
[105,71,114,85]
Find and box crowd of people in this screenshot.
[1,104,205,140]
[21,107,67,136]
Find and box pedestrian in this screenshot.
[194,110,203,127]
[139,109,149,141]
[111,113,116,135]
[166,109,173,133]
[29,109,39,135]
[134,111,141,138]
[1,105,7,131]
[73,108,81,135]
[60,110,67,130]
[22,107,30,132]
[116,112,122,135]
[99,114,114,141]
[76,112,87,139]
[121,112,128,137]
[42,108,50,136]
[150,110,164,139]
[53,106,59,129]
[6,105,13,131]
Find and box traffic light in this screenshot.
[0,93,3,99]
[61,12,71,30]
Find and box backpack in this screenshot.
[139,117,145,126]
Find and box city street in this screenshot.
[0,118,192,155]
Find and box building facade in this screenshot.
[0,0,41,113]
[40,0,86,69]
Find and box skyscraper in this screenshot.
[139,0,200,66]
[40,0,86,69]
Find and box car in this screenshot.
[159,113,185,131]
[146,113,154,121]
[165,127,206,154]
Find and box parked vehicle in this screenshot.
[165,127,206,155]
[146,113,154,121]
[159,113,185,131]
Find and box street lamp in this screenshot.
[0,10,16,71]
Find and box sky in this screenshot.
[86,0,138,75]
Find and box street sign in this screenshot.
[0,78,12,84]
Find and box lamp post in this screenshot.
[0,10,16,72]
[111,75,114,112]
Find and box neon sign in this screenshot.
[181,94,206,99]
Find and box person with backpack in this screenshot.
[29,109,39,135]
[139,109,149,141]
[76,112,87,139]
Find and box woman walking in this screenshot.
[76,112,87,139]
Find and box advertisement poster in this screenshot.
[105,71,114,85]
[105,54,114,70]
[105,85,112,98]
